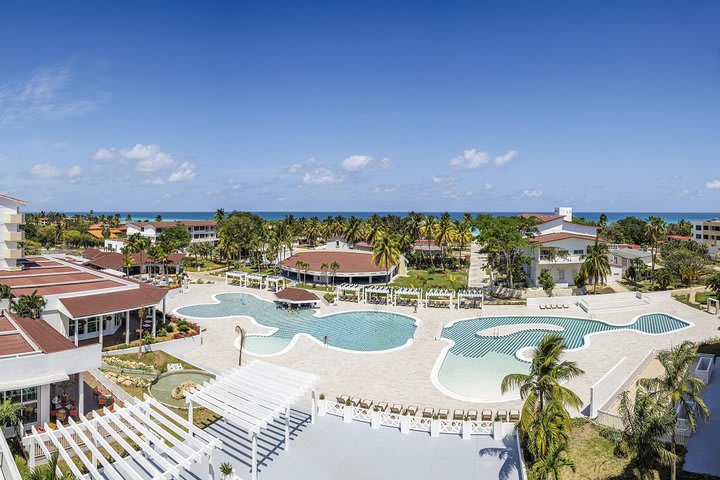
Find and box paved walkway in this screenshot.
[467,242,487,288]
[684,359,720,477]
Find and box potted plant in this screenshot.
[317,393,327,417]
[219,461,234,480]
[430,413,440,437]
[343,398,354,423]
[462,414,472,440]
[400,409,410,434]
[371,405,382,430]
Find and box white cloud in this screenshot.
[432,175,455,184]
[341,155,373,172]
[449,149,491,170]
[29,164,61,179]
[303,167,343,185]
[92,147,116,160]
[494,150,518,166]
[167,162,196,182]
[520,189,543,198]
[286,163,304,174]
[371,184,398,193]
[144,177,165,185]
[705,179,720,189]
[484,183,493,191]
[120,144,175,173]
[68,165,82,178]
[379,157,394,169]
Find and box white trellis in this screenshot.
[456,289,484,309]
[425,289,454,309]
[22,396,219,480]
[364,285,393,304]
[265,276,285,292]
[708,297,720,316]
[335,283,363,302]
[393,287,422,307]
[186,360,319,480]
[226,270,247,286]
[245,273,265,289]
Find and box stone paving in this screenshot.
[167,283,720,414]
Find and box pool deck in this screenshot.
[684,358,720,477]
[168,283,720,413]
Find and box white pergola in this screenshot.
[364,285,393,304]
[185,360,319,480]
[708,297,720,316]
[23,396,220,480]
[245,273,265,289]
[456,288,484,309]
[265,276,286,292]
[425,289,454,309]
[335,283,363,302]
[226,270,247,286]
[393,287,422,306]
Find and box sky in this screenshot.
[0,1,718,213]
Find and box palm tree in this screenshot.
[137,306,147,358]
[121,246,136,277]
[188,243,203,271]
[602,390,677,480]
[0,283,12,302]
[501,333,584,433]
[28,451,76,480]
[638,341,710,480]
[235,325,246,366]
[156,246,170,275]
[330,261,340,286]
[364,214,385,246]
[344,216,364,246]
[320,262,329,284]
[530,441,576,480]
[579,243,611,293]
[434,213,455,270]
[0,398,23,428]
[214,208,226,223]
[644,216,666,287]
[594,213,608,249]
[420,215,438,265]
[11,291,47,319]
[372,235,401,284]
[705,271,720,300]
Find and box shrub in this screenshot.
[178,324,190,333]
[143,333,155,345]
[156,328,167,337]
[165,323,175,333]
[538,269,555,292]
[177,319,189,327]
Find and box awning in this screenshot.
[59,284,168,319]
[0,372,69,391]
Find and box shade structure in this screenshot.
[425,288,454,309]
[22,396,220,480]
[456,288,484,309]
[363,285,393,304]
[185,360,319,480]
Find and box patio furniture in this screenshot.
[422,407,434,418]
[55,409,67,422]
[98,394,114,407]
[467,410,478,421]
[406,405,418,416]
[336,395,349,405]
[438,409,449,420]
[390,404,403,414]
[481,410,492,421]
[349,396,360,407]
[453,410,464,420]
[376,402,388,412]
[359,399,373,409]
[509,410,520,422]
[497,410,508,422]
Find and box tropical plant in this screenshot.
[320,262,329,284]
[214,208,226,223]
[0,283,12,300]
[537,270,555,294]
[579,243,611,294]
[530,440,576,480]
[10,290,47,318]
[372,235,401,284]
[626,258,648,284]
[219,461,234,479]
[638,341,710,480]
[0,398,23,427]
[28,451,76,480]
[121,245,136,276]
[644,216,666,288]
[330,261,340,286]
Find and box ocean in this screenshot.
[33,211,720,224]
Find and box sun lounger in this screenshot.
[438,409,449,420]
[376,402,388,412]
[390,404,403,414]
[539,304,546,309]
[481,410,492,421]
[422,407,434,418]
[349,396,360,407]
[467,410,478,421]
[453,409,464,420]
[497,410,508,421]
[336,395,349,405]
[509,410,520,422]
[563,304,569,308]
[359,399,373,409]
[406,405,418,416]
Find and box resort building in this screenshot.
[609,248,652,278]
[324,236,373,252]
[280,251,397,284]
[691,218,720,259]
[82,247,186,275]
[522,207,599,287]
[126,220,217,244]
[0,194,26,271]
[412,239,443,255]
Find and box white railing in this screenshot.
[471,420,494,435]
[352,407,372,423]
[0,432,23,480]
[325,401,344,417]
[439,420,462,434]
[380,412,401,428]
[409,416,431,432]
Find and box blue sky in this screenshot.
[0,1,718,212]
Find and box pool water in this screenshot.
[149,371,215,408]
[438,313,689,401]
[176,293,417,354]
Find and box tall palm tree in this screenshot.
[420,215,437,265]
[644,216,666,287]
[214,208,226,223]
[434,213,455,270]
[137,306,147,358]
[156,246,170,275]
[344,216,364,246]
[121,246,136,277]
[235,325,246,366]
[28,451,76,480]
[638,341,710,480]
[372,235,401,284]
[579,243,611,293]
[501,333,584,433]
[364,214,385,246]
[320,262,329,284]
[330,261,340,286]
[0,398,23,428]
[594,213,608,249]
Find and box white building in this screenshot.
[609,248,652,278]
[691,218,720,259]
[126,220,217,244]
[0,194,26,271]
[523,207,599,287]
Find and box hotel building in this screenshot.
[126,220,218,244]
[691,218,720,259]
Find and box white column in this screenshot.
[152,306,157,337]
[99,316,104,348]
[77,372,84,416]
[74,318,79,346]
[251,432,258,480]
[125,310,130,344]
[39,384,51,425]
[284,407,290,451]
[310,387,316,424]
[188,401,194,425]
[162,298,167,323]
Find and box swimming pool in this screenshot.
[435,313,690,402]
[175,293,417,354]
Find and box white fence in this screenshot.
[0,432,22,480]
[102,333,202,357]
[591,349,656,419]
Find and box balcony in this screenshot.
[3,213,25,225]
[3,248,22,259]
[4,231,24,242]
[538,254,584,264]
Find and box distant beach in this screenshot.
[31,211,720,224]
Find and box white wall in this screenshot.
[0,196,24,270]
[0,344,101,388]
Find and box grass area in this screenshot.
[184,258,226,272]
[696,291,717,305]
[389,268,468,291]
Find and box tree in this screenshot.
[538,270,555,294]
[644,216,666,288]
[601,390,677,479]
[159,224,192,252]
[501,334,584,433]
[639,341,710,480]
[579,243,611,294]
[10,291,47,318]
[0,398,23,428]
[595,213,608,249]
[320,262,329,284]
[121,246,136,276]
[655,268,673,290]
[364,214,385,246]
[330,261,340,286]
[28,451,76,480]
[295,260,309,283]
[344,216,364,245]
[214,208,226,223]
[476,216,536,289]
[434,213,455,270]
[188,243,203,271]
[706,271,720,299]
[372,235,401,284]
[530,440,575,480]
[0,283,11,301]
[155,215,162,222]
[419,215,437,265]
[626,258,648,284]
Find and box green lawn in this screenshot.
[111,350,196,373]
[696,291,717,305]
[389,268,468,291]
[184,259,226,272]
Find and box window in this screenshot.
[696,225,702,230]
[1,387,38,425]
[558,270,565,281]
[697,234,702,239]
[573,249,584,255]
[86,317,99,333]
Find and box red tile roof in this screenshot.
[274,288,320,303]
[281,251,390,274]
[530,232,597,244]
[668,235,691,241]
[58,284,168,318]
[0,312,77,356]
[83,250,186,271]
[519,213,565,223]
[11,280,124,297]
[0,334,33,356]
